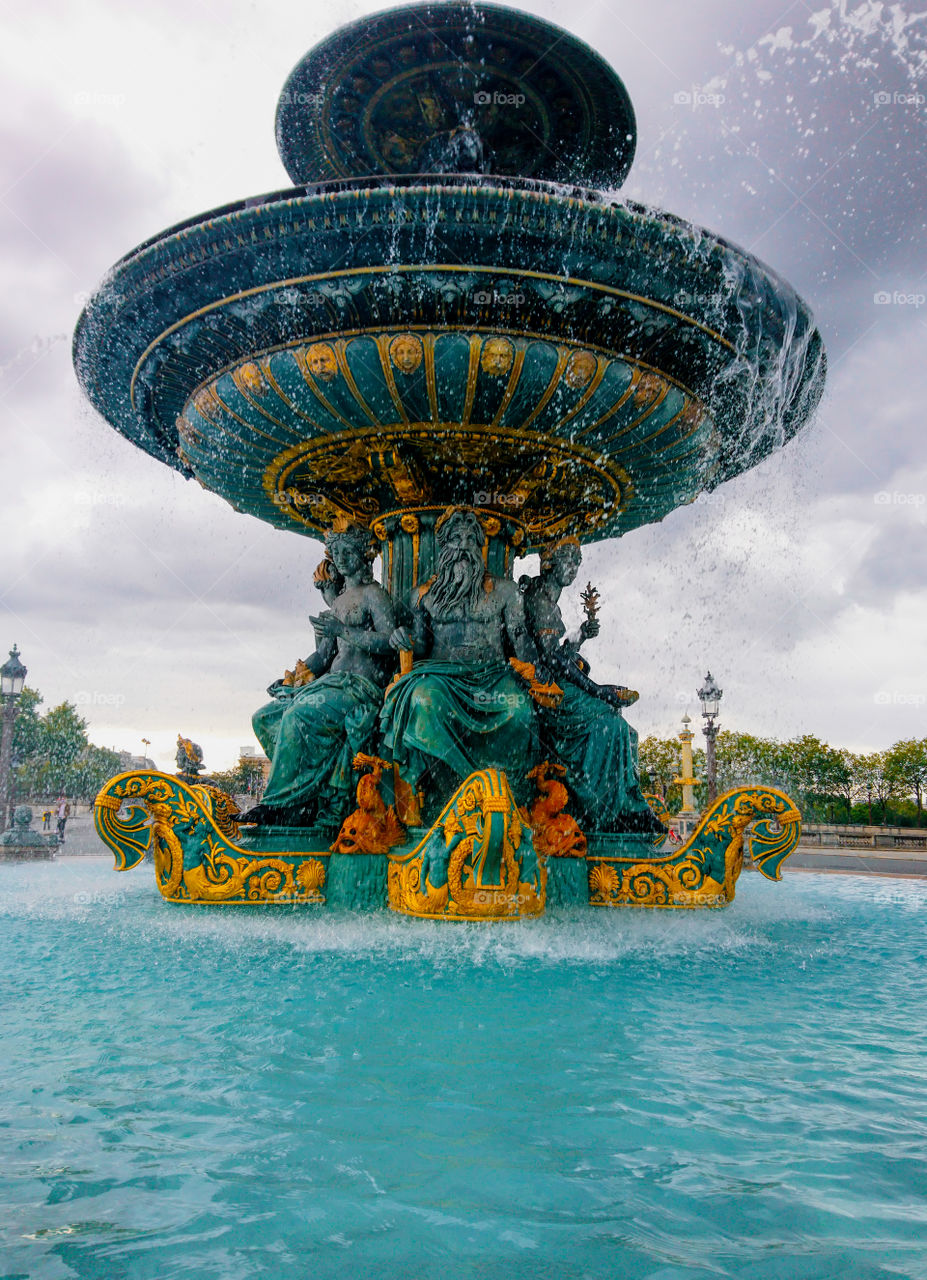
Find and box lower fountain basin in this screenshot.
[2,862,923,1278]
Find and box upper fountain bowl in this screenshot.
[73,2,824,553]
[275,2,637,189]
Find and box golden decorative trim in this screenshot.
[423,331,439,421]
[93,771,330,905]
[261,420,633,541]
[334,340,383,427]
[292,346,363,433]
[516,346,571,434]
[388,769,545,920]
[131,261,734,407]
[186,327,707,417]
[377,334,412,424]
[461,335,482,426]
[489,346,526,428]
[574,365,642,438]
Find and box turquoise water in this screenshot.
[2,860,926,1280]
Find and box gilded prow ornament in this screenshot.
[587,786,802,909]
[331,754,406,855]
[526,761,586,858]
[387,768,545,920]
[94,772,327,905]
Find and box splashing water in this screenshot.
[3,858,927,1279]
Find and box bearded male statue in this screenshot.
[380,507,540,819]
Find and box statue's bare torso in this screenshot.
[422,577,526,664]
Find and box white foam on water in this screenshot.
[0,857,861,972]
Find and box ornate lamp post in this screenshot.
[698,671,723,803]
[0,645,27,831]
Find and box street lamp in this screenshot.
[0,645,27,831]
[698,670,723,803]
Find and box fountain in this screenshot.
[0,806,57,862]
[74,2,823,916]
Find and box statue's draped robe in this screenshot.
[253,672,382,812]
[380,659,536,796]
[524,588,659,833]
[539,681,658,831]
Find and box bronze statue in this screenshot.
[521,538,662,833]
[175,736,205,780]
[240,522,397,827]
[381,507,541,818]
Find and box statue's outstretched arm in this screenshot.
[528,604,619,706]
[552,647,617,703]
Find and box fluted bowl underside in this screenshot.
[74,179,825,547]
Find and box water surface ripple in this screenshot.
[2,860,926,1279]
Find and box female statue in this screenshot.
[249,558,345,762]
[521,538,662,834]
[240,522,397,828]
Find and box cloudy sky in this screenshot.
[1,0,925,772]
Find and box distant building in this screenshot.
[116,751,157,771]
[239,744,271,790]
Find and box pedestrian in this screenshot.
[55,795,70,844]
[42,808,51,831]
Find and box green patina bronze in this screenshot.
[276,2,637,189]
[380,509,539,816]
[0,806,57,861]
[246,522,395,827]
[76,3,821,913]
[521,541,660,834]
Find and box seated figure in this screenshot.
[240,521,397,827]
[381,507,540,819]
[250,558,345,763]
[521,538,663,834]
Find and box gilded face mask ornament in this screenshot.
[564,350,597,390]
[306,342,339,383]
[389,334,423,374]
[480,337,514,377]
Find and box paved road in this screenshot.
[51,811,110,857]
[786,844,927,879]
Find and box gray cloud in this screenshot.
[1,0,925,767]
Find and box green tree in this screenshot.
[779,734,848,821]
[65,745,123,802]
[12,686,44,766]
[855,751,898,824]
[714,730,782,791]
[210,759,267,800]
[885,739,927,827]
[638,735,680,801]
[827,749,856,821]
[839,750,874,823]
[15,700,90,799]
